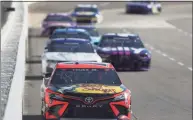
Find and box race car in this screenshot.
[125,1,162,14]
[95,33,151,71]
[40,61,132,120]
[65,25,101,46]
[49,28,91,41]
[41,13,76,36]
[41,38,102,75]
[71,4,102,23]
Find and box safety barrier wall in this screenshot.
[2,2,28,120]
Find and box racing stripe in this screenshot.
[123,47,130,55]
[117,47,124,55]
[111,47,118,55]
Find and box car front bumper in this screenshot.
[101,54,151,70]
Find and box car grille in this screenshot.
[62,98,116,119]
[109,54,148,68]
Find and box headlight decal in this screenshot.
[113,93,126,101]
[49,93,64,101]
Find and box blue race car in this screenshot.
[125,1,162,14]
[68,24,101,46]
[49,28,91,41]
[95,33,151,71]
[71,4,102,23]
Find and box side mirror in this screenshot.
[4,7,15,12]
[44,72,52,78]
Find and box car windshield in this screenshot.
[50,32,91,40]
[99,36,144,48]
[50,68,121,86]
[75,7,98,13]
[45,15,72,22]
[47,41,94,53]
[81,28,99,37]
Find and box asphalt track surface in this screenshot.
[23,2,192,120]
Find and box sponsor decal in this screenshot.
[75,104,103,108]
[75,84,123,94]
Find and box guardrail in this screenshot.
[2,2,28,120]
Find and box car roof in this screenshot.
[56,62,114,69]
[76,4,98,8]
[103,33,138,37]
[54,28,88,33]
[50,38,90,43]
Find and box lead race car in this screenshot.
[71,4,102,23]
[125,1,162,14]
[41,38,102,75]
[40,62,132,120]
[95,33,151,71]
[41,13,76,36]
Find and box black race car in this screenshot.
[40,62,132,120]
[96,33,151,71]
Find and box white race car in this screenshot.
[41,38,102,75]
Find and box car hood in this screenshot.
[44,52,102,62]
[44,21,76,27]
[97,46,150,55]
[49,84,126,94]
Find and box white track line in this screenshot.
[169,57,176,61]
[176,28,192,38]
[155,50,162,54]
[188,67,192,71]
[162,53,168,57]
[149,46,155,50]
[177,62,184,66]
